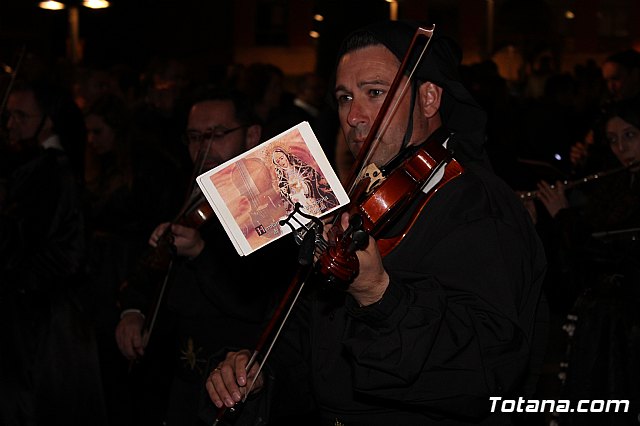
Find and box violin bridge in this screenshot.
[361,163,384,193]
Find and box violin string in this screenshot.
[175,138,213,220]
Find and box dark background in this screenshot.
[1,0,639,88]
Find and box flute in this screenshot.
[519,161,637,200]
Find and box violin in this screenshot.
[212,23,466,424]
[317,126,464,286]
[137,194,214,280]
[119,138,216,361]
[119,193,215,360]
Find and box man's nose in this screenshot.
[6,114,18,129]
[616,139,628,152]
[347,102,368,128]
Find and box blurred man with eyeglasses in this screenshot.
[1,79,108,425]
[115,86,297,426]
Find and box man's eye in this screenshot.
[336,94,352,104]
[368,88,385,98]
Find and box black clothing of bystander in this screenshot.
[0,80,107,426]
[165,216,297,426]
[117,199,299,426]
[527,97,640,425]
[82,94,186,426]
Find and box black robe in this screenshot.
[119,206,299,426]
[550,171,640,425]
[200,149,548,426]
[260,162,548,425]
[0,147,107,426]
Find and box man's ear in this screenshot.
[245,124,262,149]
[417,82,442,119]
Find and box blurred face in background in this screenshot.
[5,89,48,146]
[606,115,640,172]
[185,100,253,171]
[263,72,284,112]
[85,114,116,155]
[602,61,640,101]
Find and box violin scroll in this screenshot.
[180,200,214,228]
[142,199,214,270]
[316,214,368,289]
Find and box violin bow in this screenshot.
[138,134,214,355]
[0,45,26,118]
[344,25,435,196]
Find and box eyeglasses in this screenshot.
[183,125,246,146]
[5,110,43,125]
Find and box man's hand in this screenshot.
[205,350,264,409]
[149,222,205,259]
[536,180,570,218]
[520,197,538,225]
[569,130,594,169]
[115,311,146,360]
[323,212,389,306]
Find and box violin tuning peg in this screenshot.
[348,213,364,230]
[348,230,369,253]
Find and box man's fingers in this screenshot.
[232,353,249,387]
[115,321,144,360]
[220,364,244,404]
[207,365,239,408]
[206,367,227,408]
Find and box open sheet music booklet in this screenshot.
[196,121,350,256]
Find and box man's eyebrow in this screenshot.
[334,79,390,93]
[358,79,390,87]
[334,84,349,94]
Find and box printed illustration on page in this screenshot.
[197,122,349,256]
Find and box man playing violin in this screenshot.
[115,86,297,426]
[204,21,548,425]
